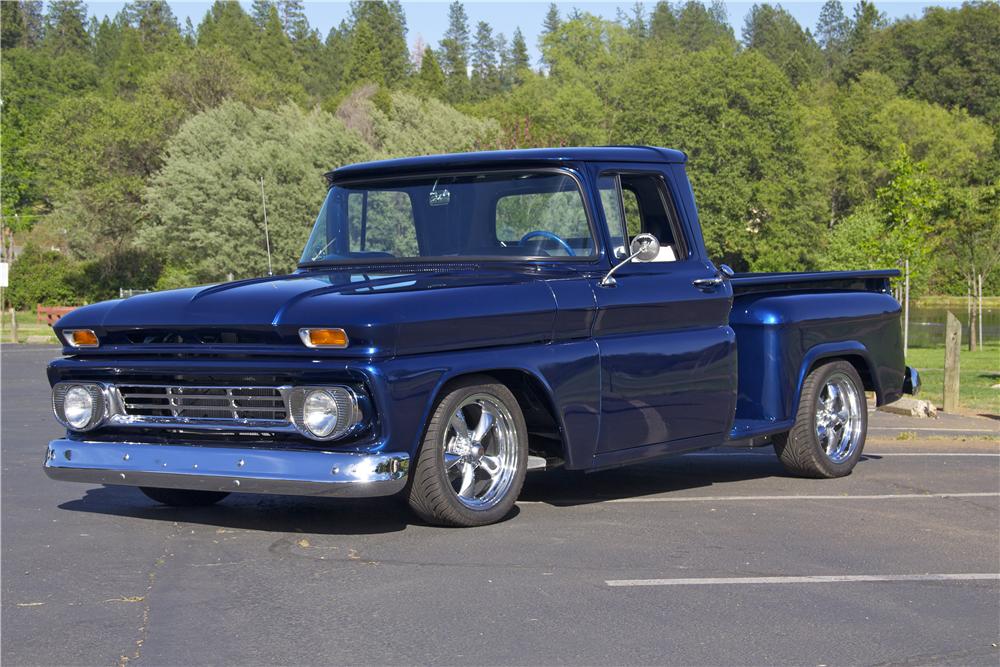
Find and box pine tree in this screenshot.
[258,4,301,84]
[815,0,849,50]
[45,0,90,54]
[417,46,445,99]
[540,2,560,65]
[126,1,181,51]
[21,0,46,47]
[1,1,25,49]
[510,27,530,74]
[350,0,409,85]
[278,0,310,41]
[345,21,385,87]
[650,1,677,42]
[542,3,561,36]
[251,0,275,29]
[439,1,470,102]
[197,1,257,62]
[471,20,497,99]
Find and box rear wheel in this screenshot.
[139,487,230,507]
[774,360,867,478]
[407,376,528,527]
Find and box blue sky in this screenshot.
[84,1,964,61]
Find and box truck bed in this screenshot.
[727,268,905,441]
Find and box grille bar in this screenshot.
[115,385,288,422]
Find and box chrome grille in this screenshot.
[116,385,287,423]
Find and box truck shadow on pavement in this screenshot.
[519,450,790,505]
[55,450,795,532]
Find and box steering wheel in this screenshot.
[519,230,576,257]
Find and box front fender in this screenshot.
[369,341,601,468]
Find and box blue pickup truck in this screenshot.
[44,146,919,526]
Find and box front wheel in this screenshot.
[773,360,868,478]
[407,376,528,527]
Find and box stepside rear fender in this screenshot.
[730,291,905,437]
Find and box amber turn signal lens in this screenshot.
[65,329,99,348]
[299,328,349,349]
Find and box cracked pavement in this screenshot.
[3,345,999,665]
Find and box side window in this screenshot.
[599,173,686,262]
[347,191,419,257]
[597,175,627,258]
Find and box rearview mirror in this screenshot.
[630,233,660,262]
[600,233,662,287]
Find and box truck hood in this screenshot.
[55,267,564,357]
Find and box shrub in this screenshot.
[5,245,81,309]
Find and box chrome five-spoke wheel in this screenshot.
[815,372,863,464]
[408,377,528,526]
[443,394,519,510]
[774,360,868,478]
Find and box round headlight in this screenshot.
[64,386,94,430]
[303,389,339,438]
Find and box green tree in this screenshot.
[815,0,850,69]
[1,1,26,49]
[862,2,1000,123]
[143,102,372,280]
[471,20,498,99]
[742,4,822,86]
[196,0,257,61]
[649,1,677,43]
[44,0,89,54]
[674,1,736,52]
[440,1,470,102]
[344,21,385,87]
[258,4,303,85]
[613,48,824,270]
[250,0,275,29]
[350,0,409,86]
[278,0,310,41]
[509,27,530,80]
[416,46,446,99]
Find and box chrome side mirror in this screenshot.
[600,233,660,287]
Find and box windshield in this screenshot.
[300,171,596,265]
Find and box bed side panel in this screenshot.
[730,291,904,428]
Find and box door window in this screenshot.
[598,173,686,262]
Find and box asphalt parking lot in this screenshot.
[3,345,998,666]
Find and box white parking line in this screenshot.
[869,427,998,433]
[606,573,1000,587]
[869,452,1000,457]
[686,450,999,457]
[599,492,998,504]
[520,492,1000,505]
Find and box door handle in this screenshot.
[692,276,724,289]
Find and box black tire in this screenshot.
[407,376,528,527]
[139,487,230,507]
[773,360,868,478]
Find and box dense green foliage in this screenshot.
[1,0,997,306]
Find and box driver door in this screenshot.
[593,171,737,455]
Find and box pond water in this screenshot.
[907,303,999,349]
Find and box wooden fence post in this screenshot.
[943,311,961,412]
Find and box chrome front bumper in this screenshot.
[903,366,921,395]
[44,439,409,498]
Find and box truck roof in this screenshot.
[328,145,687,182]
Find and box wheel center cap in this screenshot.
[470,444,484,459]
